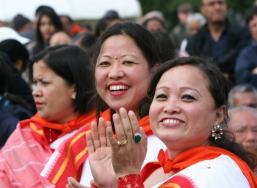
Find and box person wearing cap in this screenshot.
[140,10,166,32]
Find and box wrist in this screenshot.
[117,174,144,188]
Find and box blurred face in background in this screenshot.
[249,15,257,41]
[228,110,257,154]
[232,91,257,108]
[201,0,227,24]
[39,15,56,42]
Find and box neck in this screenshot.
[208,22,225,41]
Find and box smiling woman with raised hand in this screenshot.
[66,22,166,187]
[0,45,96,187]
[80,57,257,188]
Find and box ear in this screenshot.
[215,105,227,124]
[71,85,77,100]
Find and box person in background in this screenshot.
[74,32,97,58]
[170,2,194,49]
[0,45,96,187]
[141,10,166,32]
[228,106,257,157]
[0,39,35,112]
[179,13,206,57]
[151,30,176,62]
[0,53,32,148]
[186,0,250,84]
[49,31,71,47]
[60,14,87,38]
[12,14,34,40]
[76,57,257,188]
[235,6,257,87]
[228,84,257,108]
[94,10,122,38]
[30,8,63,56]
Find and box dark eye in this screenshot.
[41,81,50,86]
[235,128,246,133]
[98,61,110,67]
[123,61,134,65]
[181,94,195,101]
[155,93,167,101]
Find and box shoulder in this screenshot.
[1,119,33,149]
[176,154,250,188]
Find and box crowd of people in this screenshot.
[0,0,257,187]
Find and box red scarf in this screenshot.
[141,146,257,188]
[30,111,96,187]
[42,109,152,187]
[30,112,96,146]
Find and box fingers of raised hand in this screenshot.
[91,121,100,149]
[98,117,107,147]
[112,112,127,146]
[106,122,116,147]
[86,131,94,154]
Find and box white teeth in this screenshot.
[109,85,128,91]
[162,119,180,124]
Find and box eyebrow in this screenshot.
[156,86,202,97]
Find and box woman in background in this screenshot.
[30,8,63,56]
[0,45,96,187]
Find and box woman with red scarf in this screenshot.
[0,45,96,187]
[72,57,257,188]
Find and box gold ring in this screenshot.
[117,139,128,146]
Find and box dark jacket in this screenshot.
[186,21,250,75]
[235,42,257,87]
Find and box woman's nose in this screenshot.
[163,98,181,114]
[108,64,124,79]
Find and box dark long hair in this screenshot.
[148,56,257,170]
[30,45,95,114]
[92,22,160,119]
[33,9,63,56]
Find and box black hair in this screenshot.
[148,56,257,170]
[92,22,160,118]
[30,45,95,114]
[151,30,176,63]
[35,5,55,17]
[32,9,63,56]
[0,39,29,72]
[246,6,257,25]
[0,52,13,94]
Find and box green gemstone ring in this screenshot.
[134,133,142,143]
